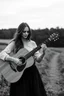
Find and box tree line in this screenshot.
[0,27,64,47]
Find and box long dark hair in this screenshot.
[13,22,32,53]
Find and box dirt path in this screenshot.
[47,52,61,93]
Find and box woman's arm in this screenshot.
[0,41,21,64]
[0,41,15,60]
[34,43,47,62]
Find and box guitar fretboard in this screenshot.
[24,38,50,60]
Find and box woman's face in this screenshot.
[22,26,29,39]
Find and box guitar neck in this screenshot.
[24,38,50,60]
[24,44,41,60]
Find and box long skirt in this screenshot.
[10,64,47,96]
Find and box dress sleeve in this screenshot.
[0,41,15,60]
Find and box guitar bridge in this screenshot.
[10,62,17,72]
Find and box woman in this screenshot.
[0,22,47,96]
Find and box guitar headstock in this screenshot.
[48,33,59,42]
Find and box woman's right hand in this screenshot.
[5,55,22,65]
[13,58,22,65]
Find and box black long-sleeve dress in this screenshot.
[10,63,47,96]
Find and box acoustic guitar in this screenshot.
[0,33,59,83]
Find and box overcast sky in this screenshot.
[0,0,64,29]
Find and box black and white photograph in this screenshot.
[0,0,64,96]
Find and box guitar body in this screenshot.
[0,48,34,83]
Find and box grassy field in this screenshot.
[0,39,10,44]
[0,39,64,96]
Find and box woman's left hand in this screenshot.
[40,44,47,53]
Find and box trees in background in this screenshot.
[0,28,16,39]
[0,27,64,47]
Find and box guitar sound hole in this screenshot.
[17,57,26,72]
[19,57,25,64]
